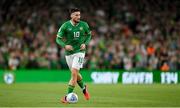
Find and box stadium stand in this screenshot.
[0,0,179,70]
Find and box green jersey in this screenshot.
[56,20,91,55]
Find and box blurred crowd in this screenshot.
[0,0,180,71]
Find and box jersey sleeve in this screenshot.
[84,22,91,45]
[56,23,66,47]
[57,23,66,38]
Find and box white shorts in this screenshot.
[65,52,85,70]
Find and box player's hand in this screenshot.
[65,45,73,51]
[80,44,86,50]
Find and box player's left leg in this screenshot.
[77,73,84,89]
[74,52,85,90]
[77,73,90,100]
[73,52,90,100]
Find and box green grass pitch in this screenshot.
[0,83,180,107]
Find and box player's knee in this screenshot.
[71,68,79,83]
[71,71,77,77]
[71,68,79,72]
[71,72,77,80]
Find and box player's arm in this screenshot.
[56,24,66,47]
[84,22,91,45]
[56,23,73,51]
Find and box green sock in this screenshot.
[77,79,85,90]
[68,85,75,94]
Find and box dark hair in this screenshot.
[69,8,80,14]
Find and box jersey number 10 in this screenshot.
[74,31,80,38]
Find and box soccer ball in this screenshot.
[66,93,78,103]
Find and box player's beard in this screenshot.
[74,18,80,23]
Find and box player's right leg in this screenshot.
[61,68,78,103]
[77,73,90,100]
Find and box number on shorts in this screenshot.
[78,57,83,64]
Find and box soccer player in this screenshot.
[56,8,91,103]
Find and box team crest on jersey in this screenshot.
[80,27,83,31]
